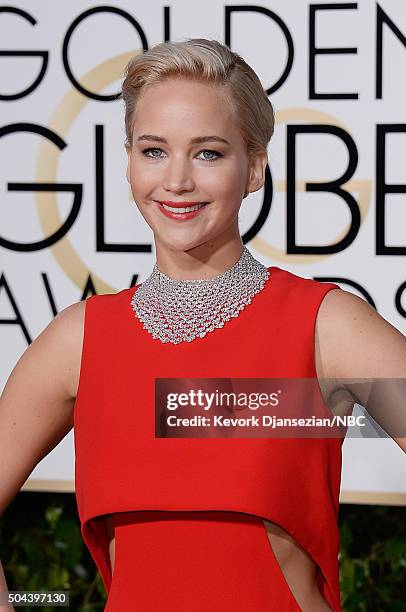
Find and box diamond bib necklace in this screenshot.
[131,246,270,344]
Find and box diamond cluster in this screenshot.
[131,246,270,344]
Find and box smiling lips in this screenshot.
[156,200,209,220]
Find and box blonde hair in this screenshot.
[121,38,274,159]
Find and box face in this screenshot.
[126,78,266,254]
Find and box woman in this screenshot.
[1,39,405,612]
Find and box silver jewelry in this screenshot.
[131,246,270,344]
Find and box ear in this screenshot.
[125,145,131,184]
[244,150,268,197]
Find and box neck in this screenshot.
[154,232,244,281]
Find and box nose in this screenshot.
[163,155,195,194]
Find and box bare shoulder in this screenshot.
[3,299,87,403]
[51,299,86,343]
[315,287,406,451]
[49,300,87,399]
[316,287,406,379]
[318,287,376,324]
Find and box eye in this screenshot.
[141,147,223,161]
[197,149,223,162]
[142,147,165,159]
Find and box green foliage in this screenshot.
[338,504,406,611]
[0,492,107,611]
[0,492,405,610]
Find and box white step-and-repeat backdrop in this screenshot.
[1,0,406,504]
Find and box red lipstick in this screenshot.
[155,200,209,221]
[159,201,207,208]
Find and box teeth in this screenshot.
[161,203,206,213]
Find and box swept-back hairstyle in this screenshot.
[121,38,274,159]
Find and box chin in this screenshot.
[157,234,211,254]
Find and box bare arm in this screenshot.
[317,289,406,450]
[0,300,85,600]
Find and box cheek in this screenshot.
[202,163,246,199]
[129,159,156,196]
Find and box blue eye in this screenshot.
[142,147,165,158]
[198,150,222,162]
[141,147,223,161]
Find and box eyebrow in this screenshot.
[136,134,230,145]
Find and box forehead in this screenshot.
[132,78,239,136]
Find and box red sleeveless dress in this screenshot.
[74,265,343,611]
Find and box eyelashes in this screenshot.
[141,147,223,162]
